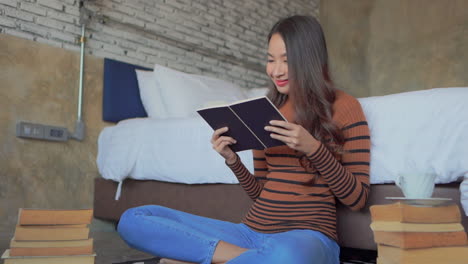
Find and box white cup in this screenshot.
[395,172,437,199]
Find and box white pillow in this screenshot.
[135,69,168,118]
[154,64,247,118]
[358,87,468,184]
[245,87,269,98]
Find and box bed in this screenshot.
[94,58,468,250]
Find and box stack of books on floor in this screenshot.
[1,208,95,264]
[370,202,468,264]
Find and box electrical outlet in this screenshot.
[44,126,69,141]
[16,121,69,142]
[16,121,44,140]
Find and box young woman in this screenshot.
[118,15,371,264]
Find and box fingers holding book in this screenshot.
[211,127,237,162]
[265,120,320,155]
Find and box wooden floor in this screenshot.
[92,229,154,264]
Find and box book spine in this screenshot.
[18,209,93,225]
[370,221,464,232]
[373,231,468,249]
[14,227,89,241]
[370,204,461,223]
[9,245,93,256]
[3,255,95,264]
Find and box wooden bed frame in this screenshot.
[94,178,466,250]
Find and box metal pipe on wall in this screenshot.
[77,24,85,122]
[70,1,89,141]
[70,23,86,141]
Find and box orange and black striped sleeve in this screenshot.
[306,97,370,210]
[226,150,268,200]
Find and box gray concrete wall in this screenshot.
[1,0,319,88]
[0,34,106,231]
[320,0,468,97]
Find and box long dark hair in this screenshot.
[267,15,345,156]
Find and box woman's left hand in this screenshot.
[265,120,320,156]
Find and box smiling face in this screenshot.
[266,33,289,94]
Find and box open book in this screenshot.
[197,96,287,152]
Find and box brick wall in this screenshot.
[0,0,319,88]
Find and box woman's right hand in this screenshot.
[211,127,237,164]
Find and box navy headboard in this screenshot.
[103,58,152,123]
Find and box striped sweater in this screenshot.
[227,90,371,241]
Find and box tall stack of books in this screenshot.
[1,208,95,264]
[370,202,468,264]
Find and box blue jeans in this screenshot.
[118,205,340,264]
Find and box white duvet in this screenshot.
[97,87,468,214]
[360,87,468,215]
[97,117,253,199]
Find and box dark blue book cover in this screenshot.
[197,96,286,152]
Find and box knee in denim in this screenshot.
[264,242,302,263]
[117,209,134,235]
